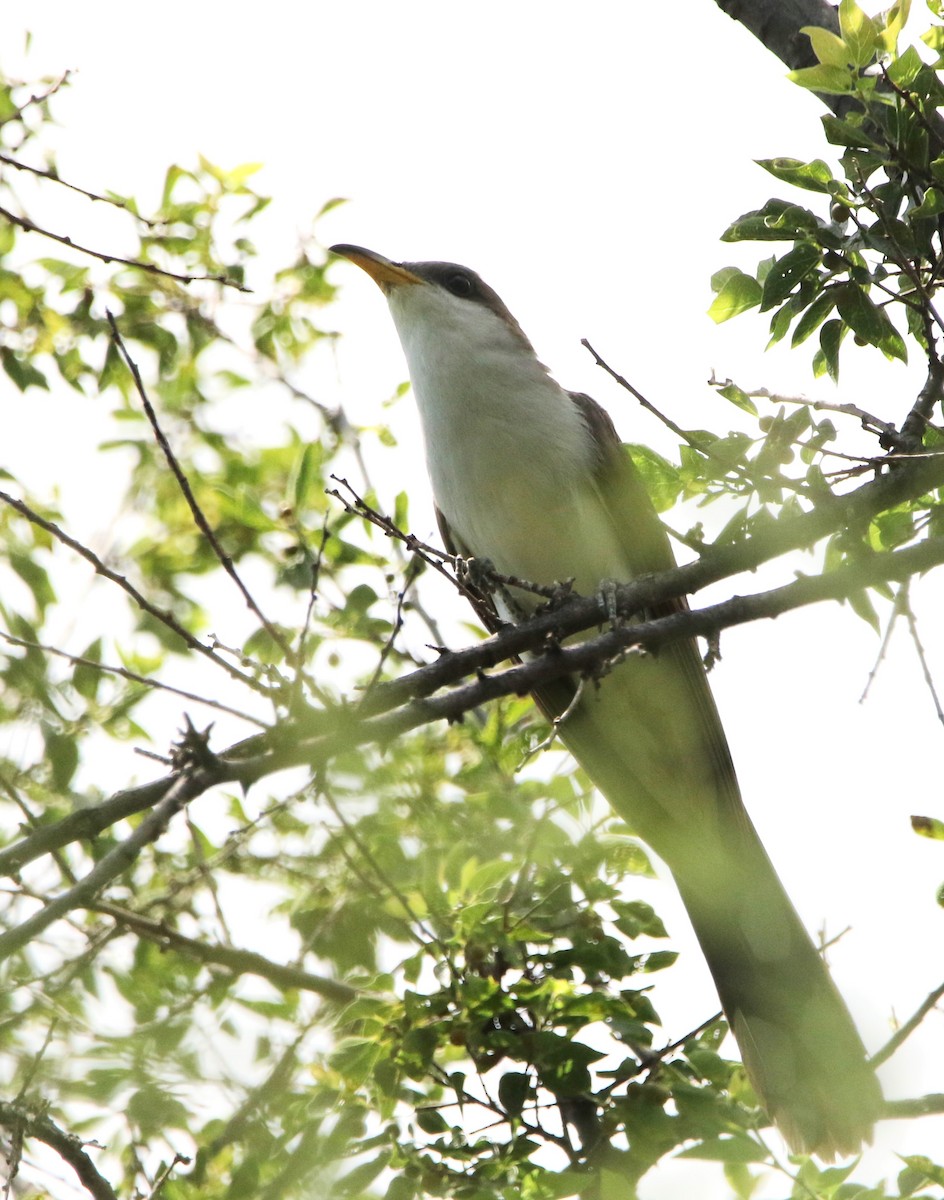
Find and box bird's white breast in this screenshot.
[387,284,629,596]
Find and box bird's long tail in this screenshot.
[533,635,882,1158]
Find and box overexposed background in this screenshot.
[2,3,943,1196]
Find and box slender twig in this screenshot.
[147,1152,191,1200]
[94,902,359,1003]
[0,204,249,292]
[107,311,292,660]
[1,72,73,127]
[0,152,162,226]
[582,338,695,447]
[0,488,271,697]
[850,175,944,337]
[321,788,449,959]
[859,583,905,704]
[871,980,944,1069]
[902,590,944,726]
[711,373,908,450]
[0,630,268,727]
[358,556,421,703]
[0,1102,118,1200]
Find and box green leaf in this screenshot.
[708,271,762,322]
[792,288,837,346]
[821,114,878,149]
[43,726,79,791]
[788,63,855,94]
[801,26,851,68]
[721,199,822,243]
[819,318,847,382]
[415,1108,449,1134]
[887,43,924,87]
[760,243,822,310]
[1,347,49,392]
[678,1135,768,1163]
[911,187,944,219]
[836,282,884,345]
[839,0,879,66]
[846,586,881,632]
[756,157,835,194]
[911,815,944,840]
[498,1071,532,1116]
[717,383,758,417]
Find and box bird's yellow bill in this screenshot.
[329,244,423,290]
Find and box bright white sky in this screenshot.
[3,2,944,1196]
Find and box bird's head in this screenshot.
[329,244,537,380]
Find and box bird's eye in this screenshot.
[445,272,474,298]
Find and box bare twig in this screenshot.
[1,71,73,127]
[358,556,421,702]
[148,1152,191,1200]
[871,980,944,1069]
[710,373,909,451]
[0,204,249,292]
[107,311,292,661]
[582,338,695,447]
[0,630,268,727]
[902,590,944,727]
[859,584,905,704]
[0,488,270,697]
[0,152,162,226]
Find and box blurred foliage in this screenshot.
[1,6,944,1199]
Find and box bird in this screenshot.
[329,243,883,1158]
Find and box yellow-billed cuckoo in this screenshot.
[330,243,882,1158]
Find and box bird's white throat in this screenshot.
[386,282,608,588]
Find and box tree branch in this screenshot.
[106,311,293,660]
[95,903,359,1003]
[0,488,273,697]
[0,204,249,292]
[713,0,838,73]
[871,980,944,1069]
[3,528,944,889]
[0,1101,118,1200]
[0,759,220,964]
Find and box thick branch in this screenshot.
[0,1102,118,1200]
[713,0,838,71]
[712,0,867,117]
[3,531,943,898]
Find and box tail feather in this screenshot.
[533,636,882,1157]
